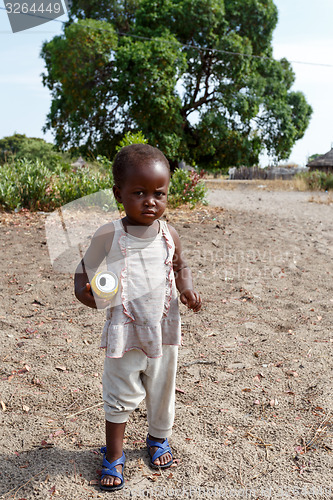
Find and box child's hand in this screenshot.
[79,283,110,309]
[180,289,202,312]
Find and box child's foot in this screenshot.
[100,461,123,488]
[146,435,173,468]
[100,447,125,491]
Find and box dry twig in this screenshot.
[305,412,333,452]
[65,402,103,419]
[181,360,217,368]
[246,432,272,460]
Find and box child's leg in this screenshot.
[142,345,178,466]
[101,350,148,485]
[101,421,126,488]
[105,421,126,459]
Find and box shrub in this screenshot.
[0,158,112,211]
[0,132,208,211]
[96,155,114,184]
[168,168,207,208]
[53,167,111,206]
[115,131,148,152]
[0,159,53,210]
[297,170,333,191]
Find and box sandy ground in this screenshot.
[1,184,333,499]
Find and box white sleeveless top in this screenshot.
[100,219,181,358]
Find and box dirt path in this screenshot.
[1,186,333,499]
[208,186,332,219]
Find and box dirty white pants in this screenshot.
[102,345,178,438]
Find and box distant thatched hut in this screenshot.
[307,148,333,173]
[71,156,86,169]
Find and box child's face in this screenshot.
[113,159,170,226]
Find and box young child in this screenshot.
[74,144,201,491]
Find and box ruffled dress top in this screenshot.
[100,219,181,358]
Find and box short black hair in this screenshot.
[112,143,170,187]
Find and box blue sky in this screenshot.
[1,0,333,166]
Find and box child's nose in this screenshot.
[144,196,156,206]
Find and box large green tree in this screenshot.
[41,0,312,169]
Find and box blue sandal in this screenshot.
[100,446,125,491]
[146,435,173,469]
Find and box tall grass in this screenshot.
[297,170,333,191]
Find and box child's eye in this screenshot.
[155,191,165,197]
[135,191,144,196]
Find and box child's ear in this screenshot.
[113,185,122,203]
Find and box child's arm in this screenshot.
[168,225,202,312]
[74,223,114,309]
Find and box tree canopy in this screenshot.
[41,0,312,169]
[0,133,62,167]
